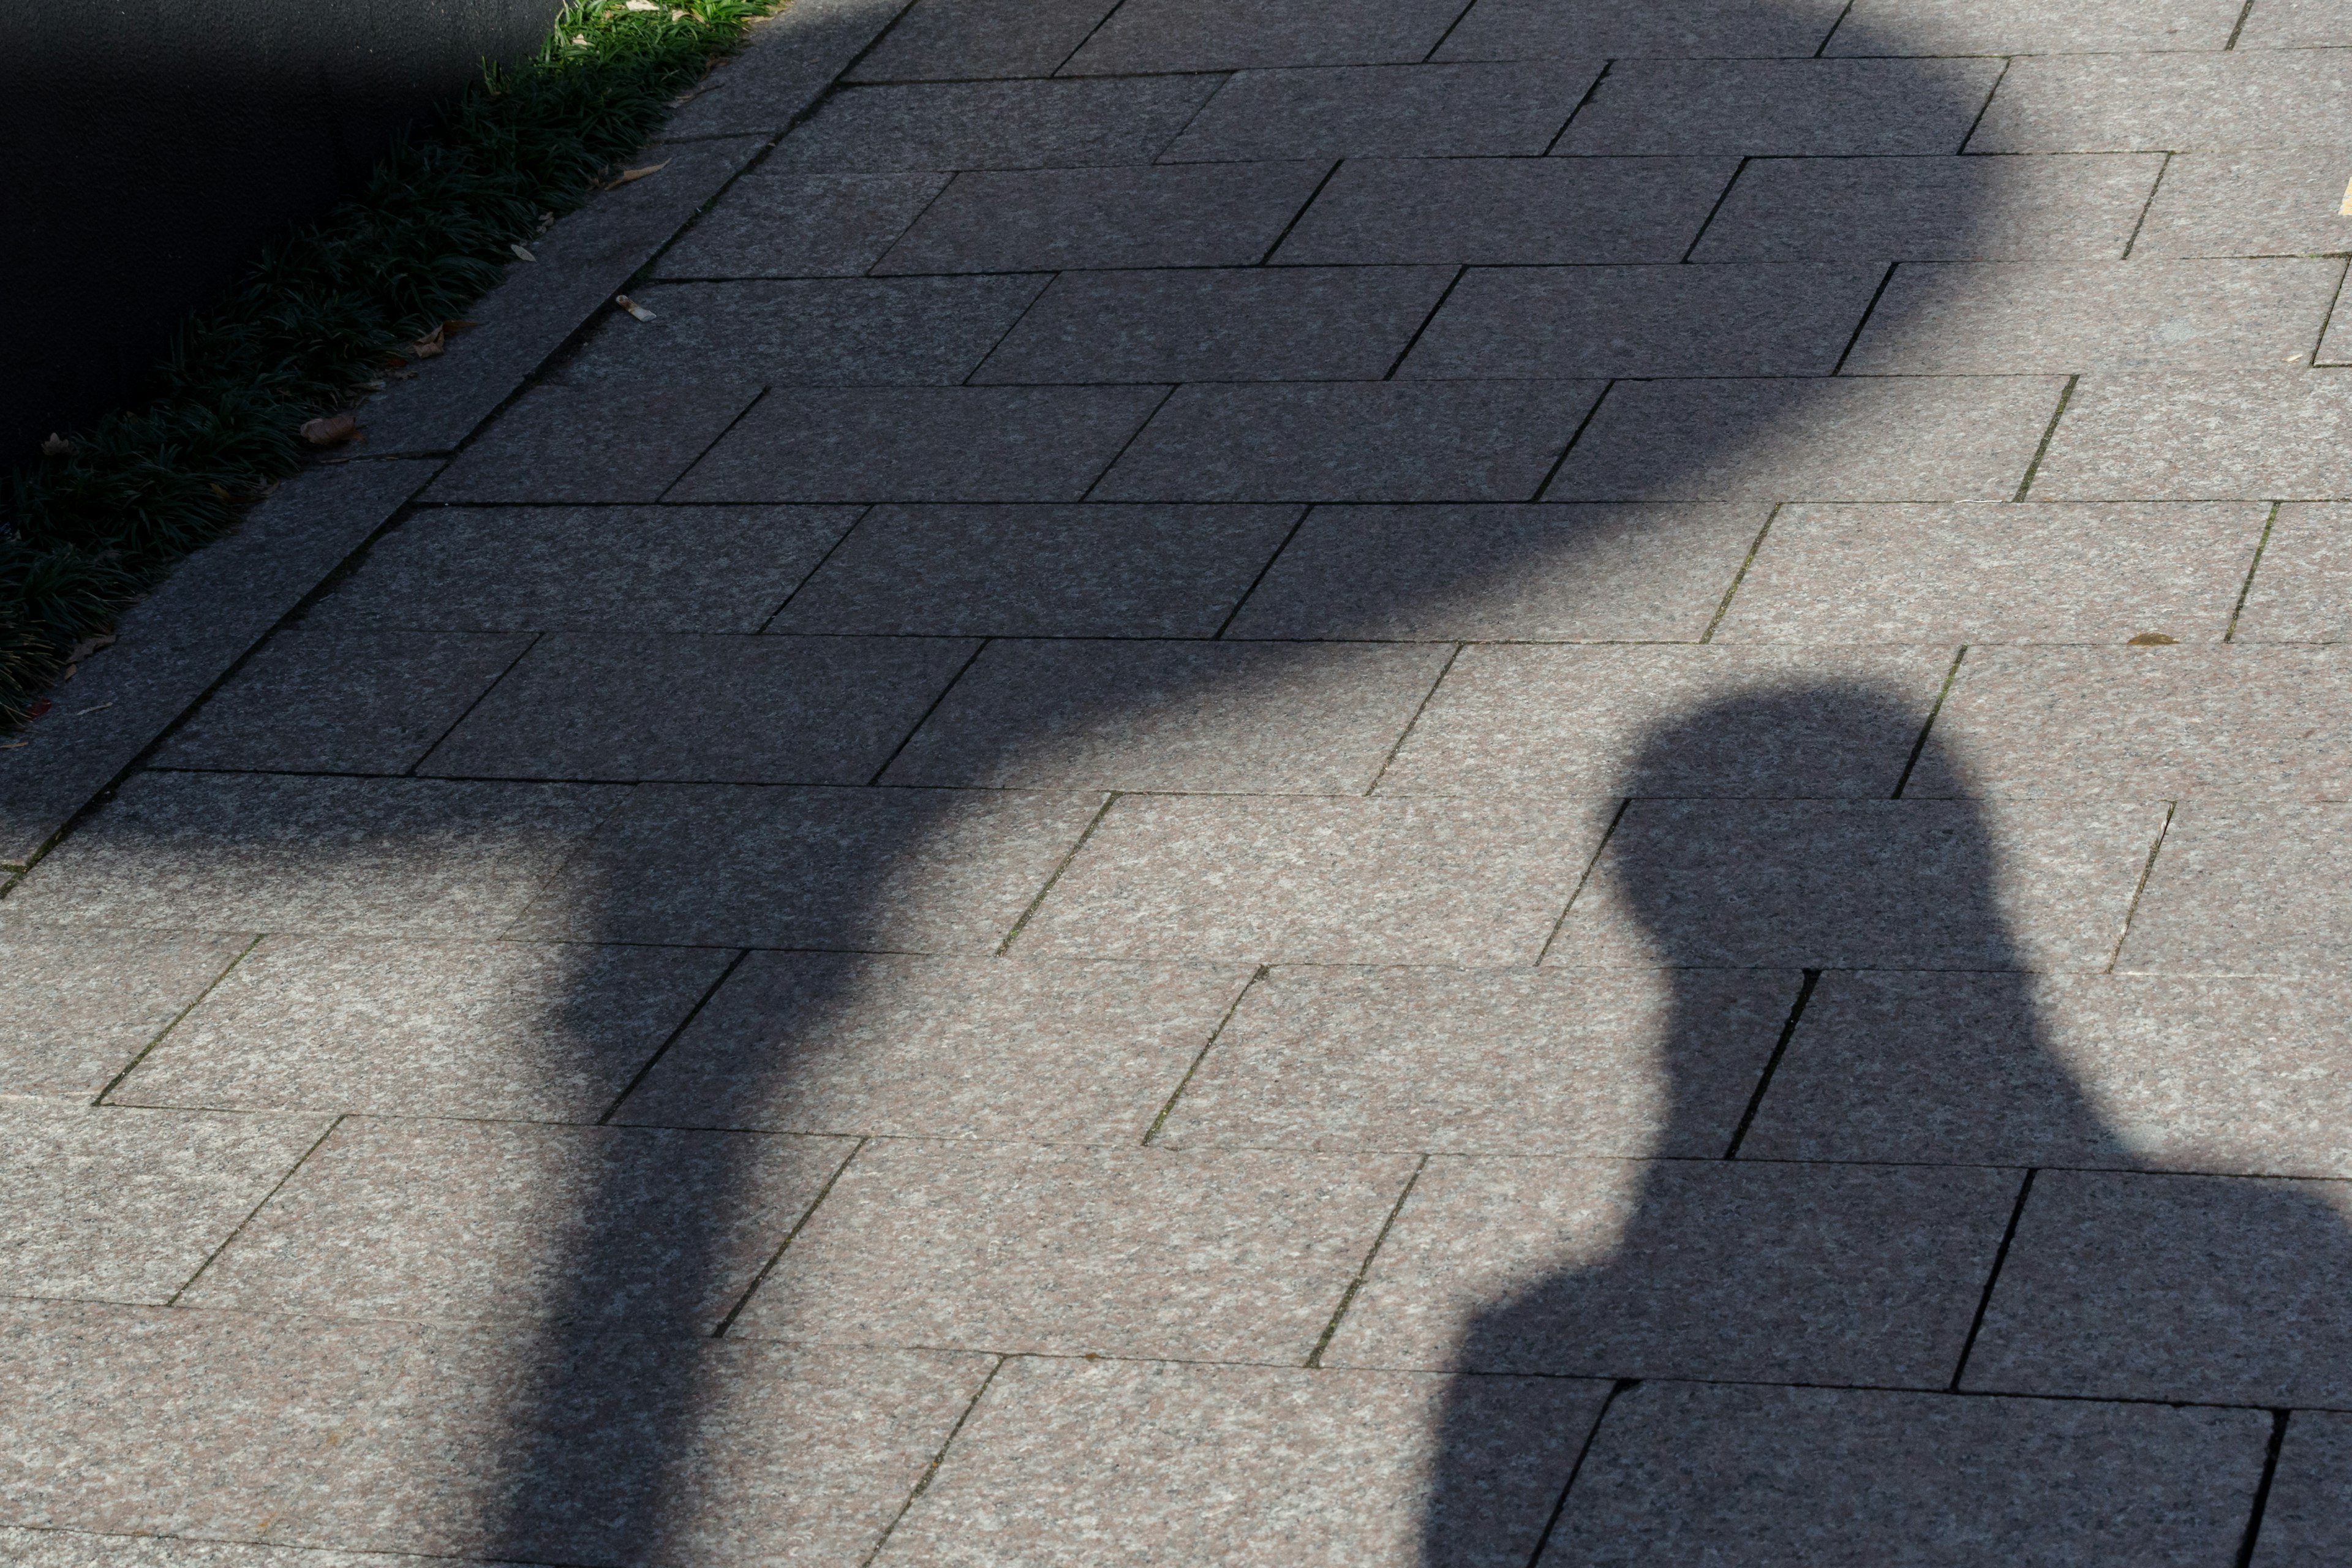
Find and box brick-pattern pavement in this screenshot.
[9,0,2352,1561]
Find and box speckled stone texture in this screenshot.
[0,929,247,1098]
[875,163,1330,273]
[2233,503,2352,643]
[2119,803,2352,974]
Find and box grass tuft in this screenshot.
[0,0,771,723]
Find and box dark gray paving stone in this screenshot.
[878,1360,1604,1568]
[874,162,1329,274]
[552,276,1047,386]
[2119,802,2352,975]
[1224,502,1766,641]
[506,783,1105,950]
[1329,1158,2016,1386]
[2135,149,2352,260]
[1971,53,2352,154]
[1967,1168,2352,1405]
[1272,156,1736,266]
[2252,1411,2352,1568]
[1548,799,2166,971]
[658,0,911,138]
[1833,0,2244,53]
[359,136,769,454]
[846,0,1117,80]
[974,266,1453,383]
[115,933,734,1122]
[1691,154,2165,263]
[311,505,859,634]
[2029,372,2352,501]
[419,633,974,785]
[2235,502,2352,643]
[1401,263,1883,379]
[1434,0,1847,60]
[0,929,247,1100]
[1845,258,2342,375]
[1544,1381,2267,1567]
[770,77,1222,171]
[0,459,442,869]
[423,381,760,504]
[770,503,1299,636]
[672,386,1169,502]
[1743,971,2352,1177]
[1061,0,1466,74]
[881,638,1450,793]
[1095,381,1600,503]
[650,172,950,279]
[5,772,623,938]
[1161,61,1600,162]
[1558,58,2002,157]
[1548,377,2065,502]
[154,628,530,775]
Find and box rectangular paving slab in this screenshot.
[1970,52,2352,153]
[2132,148,2352,260]
[1832,0,2244,53]
[2117,801,2352,974]
[2248,1411,2352,1568]
[1433,0,1846,59]
[422,381,761,504]
[846,0,1118,79]
[873,162,1329,273]
[770,77,1224,171]
[2029,371,2352,500]
[0,928,249,1100]
[1556,58,2002,157]
[650,171,949,279]
[2234,502,2352,642]
[1160,61,1602,162]
[1060,0,1469,74]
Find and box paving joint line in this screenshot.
[1948,1167,2036,1391]
[1723,969,1820,1159]
[756,503,877,631]
[1305,1153,1428,1368]
[1532,379,1617,499]
[165,1114,346,1306]
[994,791,1120,955]
[2107,801,2178,973]
[1362,642,1463,796]
[1522,1378,1637,1566]
[1699,502,1779,642]
[1381,265,1467,380]
[858,1355,1008,1566]
[1814,0,1858,55]
[1542,58,1615,155]
[597,948,752,1125]
[91,934,266,1107]
[1890,644,1967,797]
[1253,157,1349,266]
[405,628,543,777]
[1534,797,1629,966]
[1140,966,1267,1145]
[655,383,772,501]
[1829,263,1899,375]
[1422,0,1484,62]
[1679,156,1749,263]
[958,274,1060,385]
[1212,504,1314,638]
[1074,383,1179,502]
[2225,0,2261,48]
[1955,55,2011,152]
[2236,1411,2293,1567]
[2011,374,2076,501]
[865,637,992,783]
[712,1134,868,1337]
[2223,503,2280,642]
[2310,258,2352,367]
[2119,152,2173,260]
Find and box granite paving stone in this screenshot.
[1160,61,1601,163]
[2237,0,2352,47]
[2307,296,2352,365]
[769,77,1224,171]
[184,1118,850,1328]
[507,783,1105,950]
[1432,0,1846,60]
[2119,802,2352,974]
[1153,965,1796,1157]
[1691,154,2166,263]
[306,504,860,634]
[4,772,623,937]
[1714,500,2267,644]
[1377,644,1950,799]
[2029,371,2352,500]
[285,1335,993,1564]
[111,935,733,1122]
[422,381,760,504]
[614,952,1253,1140]
[1095,381,1599,503]
[0,1532,401,1567]
[846,0,1118,80]
[1970,53,2352,154]
[974,266,1454,385]
[1548,799,2166,971]
[671,385,1169,502]
[1831,0,2244,53]
[1544,1381,2267,1567]
[551,276,1047,387]
[1223,502,1767,642]
[2133,149,2352,260]
[1060,0,1469,74]
[1270,157,1738,267]
[153,628,532,775]
[2247,1411,2352,1567]
[1910,646,2352,799]
[1844,258,2343,375]
[1017,794,1616,965]
[1743,971,2352,1177]
[878,1359,1607,1568]
[875,163,1330,274]
[0,929,249,1100]
[1548,377,2065,502]
[0,1301,417,1540]
[1965,1167,2352,1405]
[731,1139,1414,1360]
[881,638,1451,793]
[2235,502,2352,641]
[1558,59,2002,158]
[768,502,1300,636]
[1323,1157,2016,1385]
[1399,263,1885,380]
[0,1102,328,1303]
[418,632,974,784]
[649,172,950,278]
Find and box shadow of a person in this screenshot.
[1419,687,2352,1564]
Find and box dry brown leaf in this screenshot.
[412,324,447,358]
[2126,631,2179,646]
[39,433,72,457]
[510,242,537,262]
[301,413,360,447]
[64,633,116,664]
[444,318,480,334]
[606,160,670,188]
[614,293,658,322]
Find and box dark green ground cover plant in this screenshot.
[0,0,771,723]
